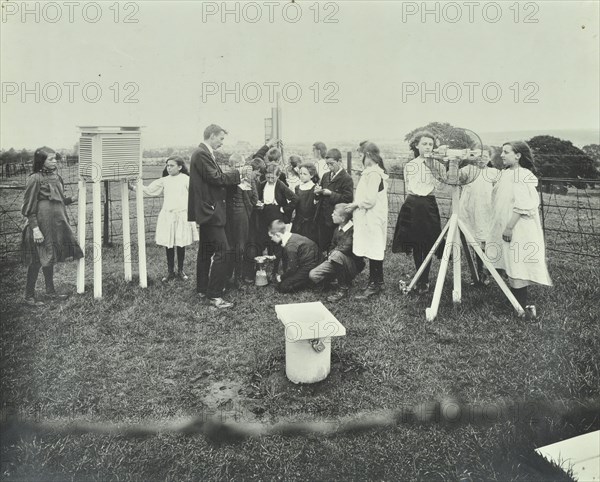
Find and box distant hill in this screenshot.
[479,129,599,148]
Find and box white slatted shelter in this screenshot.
[76,126,147,298]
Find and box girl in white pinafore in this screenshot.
[458,147,500,285]
[131,156,199,282]
[485,141,552,318]
[345,142,389,299]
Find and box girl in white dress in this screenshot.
[345,142,389,299]
[458,147,501,285]
[130,156,199,282]
[485,141,552,318]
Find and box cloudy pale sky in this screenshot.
[1,0,599,149]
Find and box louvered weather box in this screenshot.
[78,126,142,181]
[76,126,147,298]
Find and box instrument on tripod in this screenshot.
[400,129,526,321]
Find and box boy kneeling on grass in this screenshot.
[268,219,321,293]
[309,203,365,302]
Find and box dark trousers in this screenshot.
[277,267,314,293]
[197,225,230,299]
[166,246,185,273]
[25,263,54,297]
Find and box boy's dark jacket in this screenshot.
[315,169,354,227]
[329,223,365,271]
[257,180,297,224]
[280,233,321,281]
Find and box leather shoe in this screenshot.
[209,297,233,309]
[45,292,68,301]
[327,289,349,302]
[354,282,383,300]
[24,296,45,306]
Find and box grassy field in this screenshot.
[1,162,599,480]
[1,227,599,480]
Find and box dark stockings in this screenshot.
[368,259,384,284]
[166,246,185,273]
[511,286,528,309]
[25,264,54,297]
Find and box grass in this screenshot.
[1,162,599,479]
[1,231,599,480]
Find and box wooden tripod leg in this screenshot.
[406,220,450,292]
[460,232,478,283]
[452,225,461,304]
[426,215,458,322]
[457,219,525,316]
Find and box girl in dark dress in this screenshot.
[225,164,258,286]
[291,163,319,244]
[21,148,84,305]
[391,131,445,294]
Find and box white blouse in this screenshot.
[404,158,440,196]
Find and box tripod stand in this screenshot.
[403,177,526,321]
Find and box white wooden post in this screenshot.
[451,188,462,304]
[136,177,147,288]
[426,214,458,322]
[76,180,87,294]
[92,180,102,298]
[121,180,132,281]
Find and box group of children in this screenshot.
[22,133,552,318]
[392,131,552,318]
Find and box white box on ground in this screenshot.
[275,302,346,384]
[535,430,599,481]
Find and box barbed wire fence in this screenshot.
[1,157,599,260]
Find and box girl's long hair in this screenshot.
[31,147,52,174]
[362,142,387,173]
[408,130,437,158]
[502,141,536,174]
[162,156,189,177]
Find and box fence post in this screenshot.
[540,178,546,233]
[347,151,352,173]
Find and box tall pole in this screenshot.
[276,92,283,161]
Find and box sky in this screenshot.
[1,0,599,150]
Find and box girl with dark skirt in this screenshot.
[21,148,84,306]
[392,131,445,294]
[225,163,258,287]
[291,163,319,244]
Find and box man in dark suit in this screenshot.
[314,148,354,251]
[188,124,241,309]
